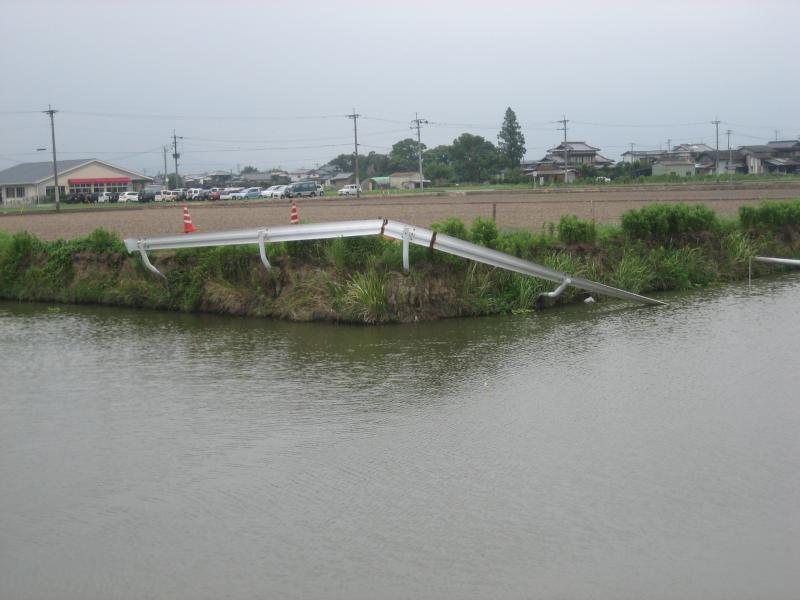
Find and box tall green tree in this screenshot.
[423,144,455,184]
[497,107,526,167]
[240,165,258,174]
[389,138,424,172]
[450,133,502,182]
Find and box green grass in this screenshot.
[4,199,800,323]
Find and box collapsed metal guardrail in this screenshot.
[749,255,800,287]
[123,219,666,306]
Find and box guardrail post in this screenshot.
[137,242,166,279]
[258,229,271,270]
[402,227,412,274]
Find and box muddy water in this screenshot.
[1,277,799,599]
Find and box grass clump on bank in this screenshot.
[2,200,800,323]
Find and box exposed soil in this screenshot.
[2,183,799,241]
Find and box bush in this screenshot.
[470,217,498,247]
[621,203,718,240]
[342,272,389,323]
[739,200,800,231]
[494,229,554,260]
[431,217,469,240]
[558,214,597,244]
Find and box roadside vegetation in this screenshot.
[2,200,800,323]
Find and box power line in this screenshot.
[60,110,347,121]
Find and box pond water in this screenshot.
[1,276,799,599]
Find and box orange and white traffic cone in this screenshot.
[290,200,300,225]
[183,204,198,233]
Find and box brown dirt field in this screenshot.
[2,184,799,241]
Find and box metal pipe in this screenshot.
[752,256,800,267]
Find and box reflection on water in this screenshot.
[2,275,800,600]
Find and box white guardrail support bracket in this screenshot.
[545,277,572,299]
[258,229,271,270]
[401,226,413,275]
[137,241,166,279]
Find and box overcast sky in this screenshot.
[1,0,798,176]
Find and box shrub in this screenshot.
[342,272,389,323]
[494,229,554,260]
[558,214,597,244]
[431,217,469,241]
[470,217,498,247]
[621,203,718,240]
[739,200,800,231]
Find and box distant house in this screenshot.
[388,172,429,189]
[0,158,151,205]
[739,140,800,175]
[620,149,668,165]
[522,141,612,183]
[651,159,695,178]
[362,177,391,191]
[329,172,355,189]
[694,150,746,176]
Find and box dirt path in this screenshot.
[2,184,799,241]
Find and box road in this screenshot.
[2,183,799,241]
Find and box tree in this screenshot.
[497,107,526,168]
[450,133,502,182]
[389,138,424,172]
[328,154,355,172]
[240,165,258,174]
[167,174,183,188]
[365,151,390,176]
[422,145,454,184]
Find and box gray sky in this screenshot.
[1,0,798,176]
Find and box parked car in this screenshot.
[230,187,261,200]
[187,188,203,199]
[316,184,325,196]
[220,187,244,200]
[139,185,161,203]
[270,185,289,198]
[261,185,281,198]
[174,188,188,200]
[156,190,178,202]
[337,184,362,196]
[118,191,139,203]
[286,181,318,198]
[207,190,221,201]
[98,192,112,203]
[595,176,611,183]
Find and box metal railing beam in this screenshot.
[124,219,666,306]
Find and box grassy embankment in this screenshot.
[1,200,800,323]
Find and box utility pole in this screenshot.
[163,146,169,188]
[347,109,360,198]
[43,105,60,211]
[557,115,569,184]
[172,130,182,189]
[726,129,733,183]
[667,138,671,153]
[411,112,428,192]
[711,117,721,176]
[774,129,780,141]
[629,142,635,153]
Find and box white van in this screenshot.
[156,190,178,202]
